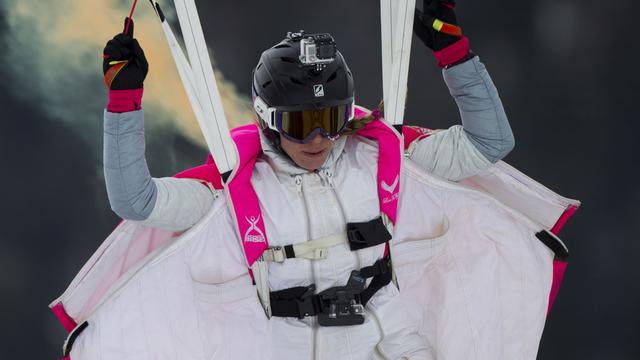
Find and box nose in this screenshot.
[307,133,324,145]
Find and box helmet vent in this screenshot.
[280,57,297,63]
[289,77,305,86]
[326,69,339,83]
[274,44,291,49]
[262,80,272,88]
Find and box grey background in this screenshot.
[0,0,638,358]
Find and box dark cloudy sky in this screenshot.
[0,0,638,358]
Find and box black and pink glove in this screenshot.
[103,18,148,113]
[413,0,474,68]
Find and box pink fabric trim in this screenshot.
[433,36,469,68]
[107,88,143,113]
[548,260,568,315]
[546,204,578,314]
[175,163,224,190]
[226,124,269,266]
[550,204,579,235]
[51,302,77,333]
[354,114,402,225]
[402,125,434,150]
[354,106,369,118]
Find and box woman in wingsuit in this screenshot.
[53,1,577,359]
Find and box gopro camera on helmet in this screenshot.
[288,31,337,70]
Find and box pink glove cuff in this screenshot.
[107,88,144,113]
[433,36,470,68]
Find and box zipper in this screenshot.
[294,174,317,359]
[323,169,389,356]
[320,169,361,269]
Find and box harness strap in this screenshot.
[269,255,392,320]
[260,217,392,263]
[260,232,346,262]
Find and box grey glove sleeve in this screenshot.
[443,56,514,163]
[104,109,157,220]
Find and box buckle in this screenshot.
[295,284,317,318]
[347,225,368,245]
[317,271,367,326]
[261,246,286,263]
[313,248,328,259]
[346,217,392,251]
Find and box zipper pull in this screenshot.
[325,170,334,188]
[294,175,303,194]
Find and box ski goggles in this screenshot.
[254,96,355,144]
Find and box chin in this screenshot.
[298,157,327,172]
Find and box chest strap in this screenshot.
[260,233,344,262]
[260,217,391,263]
[269,255,392,326]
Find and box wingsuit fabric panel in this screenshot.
[69,150,552,359]
[393,160,554,359]
[51,222,178,323]
[57,132,577,359]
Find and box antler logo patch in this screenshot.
[244,215,266,243]
[313,84,324,97]
[381,175,399,194]
[381,175,400,204]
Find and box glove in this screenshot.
[103,18,149,112]
[413,0,474,68]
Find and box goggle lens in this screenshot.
[276,104,352,143]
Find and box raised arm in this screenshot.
[102,18,214,231]
[408,0,514,181]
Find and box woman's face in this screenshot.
[279,133,335,171]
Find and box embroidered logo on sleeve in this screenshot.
[244,215,266,243]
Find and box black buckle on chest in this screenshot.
[269,257,392,326]
[317,270,367,326]
[347,216,391,251]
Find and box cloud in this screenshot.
[1,0,254,148]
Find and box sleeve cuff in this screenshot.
[433,36,470,68]
[107,88,144,113]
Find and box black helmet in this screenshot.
[252,31,355,144]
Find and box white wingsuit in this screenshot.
[51,58,578,360]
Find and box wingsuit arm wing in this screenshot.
[408,56,515,181]
[103,109,214,231]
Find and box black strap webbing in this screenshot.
[271,217,391,262]
[359,256,393,305]
[269,255,392,319]
[283,244,296,259]
[535,230,569,261]
[347,217,392,251]
[62,321,89,357]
